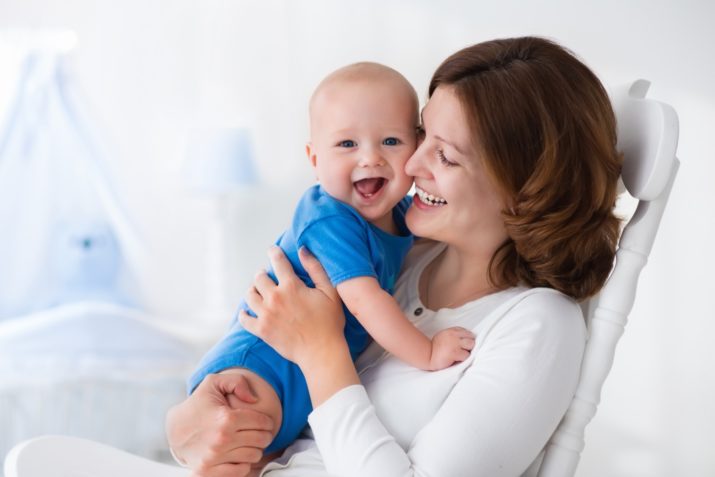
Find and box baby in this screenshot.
[188,62,474,453]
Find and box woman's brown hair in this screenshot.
[430,37,622,301]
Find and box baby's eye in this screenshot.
[383,137,400,146]
[338,140,356,148]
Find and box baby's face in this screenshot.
[308,79,417,231]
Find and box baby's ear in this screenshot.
[306,143,317,168]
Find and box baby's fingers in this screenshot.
[461,336,476,351]
[454,348,471,363]
[451,326,475,339]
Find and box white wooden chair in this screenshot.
[536,78,680,476]
[3,435,188,477]
[3,79,679,477]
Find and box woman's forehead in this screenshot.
[422,87,474,154]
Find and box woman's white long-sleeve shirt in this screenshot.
[261,240,586,477]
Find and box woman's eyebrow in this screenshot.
[420,109,467,155]
[434,135,466,155]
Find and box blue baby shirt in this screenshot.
[186,184,413,452]
[270,184,413,356]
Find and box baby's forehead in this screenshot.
[316,76,408,103]
[310,63,417,109]
[312,68,412,100]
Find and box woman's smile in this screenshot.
[414,185,447,207]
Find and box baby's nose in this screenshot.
[359,148,385,167]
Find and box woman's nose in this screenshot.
[405,142,427,177]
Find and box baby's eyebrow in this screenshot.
[330,128,354,136]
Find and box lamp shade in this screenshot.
[183,127,257,194]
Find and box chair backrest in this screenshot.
[536,79,680,477]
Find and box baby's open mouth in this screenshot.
[354,178,386,198]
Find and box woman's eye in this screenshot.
[338,140,356,148]
[437,149,457,167]
[383,137,400,146]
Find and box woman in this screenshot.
[166,36,622,476]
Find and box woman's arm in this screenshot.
[242,249,585,477]
[308,292,586,477]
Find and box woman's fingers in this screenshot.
[191,462,252,477]
[169,369,279,477]
[253,269,277,296]
[238,309,280,351]
[215,442,266,465]
[232,429,274,450]
[245,285,264,316]
[199,406,274,464]
[298,246,337,299]
[267,245,297,285]
[239,310,264,340]
[204,372,259,406]
[227,406,275,434]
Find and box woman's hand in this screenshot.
[239,246,345,369]
[239,246,360,407]
[165,371,275,477]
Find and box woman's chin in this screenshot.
[405,206,436,239]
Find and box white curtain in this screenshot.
[0,40,144,319]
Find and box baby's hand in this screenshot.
[429,326,476,371]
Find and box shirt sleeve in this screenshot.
[307,292,586,477]
[298,216,377,286]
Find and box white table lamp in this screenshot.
[183,127,257,326]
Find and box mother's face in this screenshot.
[404,86,508,252]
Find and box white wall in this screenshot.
[1,0,713,475]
